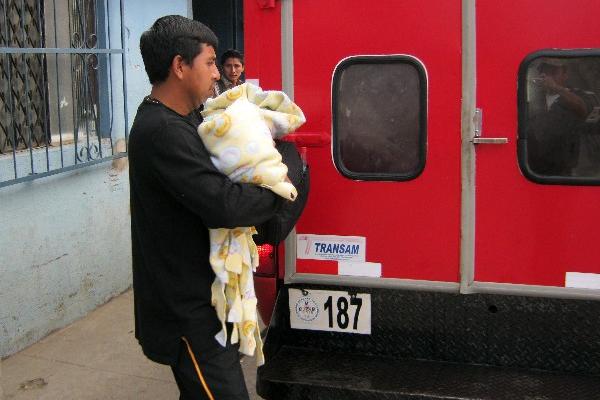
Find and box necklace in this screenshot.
[144,96,162,105]
[144,95,203,121]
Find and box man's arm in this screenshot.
[150,120,283,229]
[543,74,588,118]
[556,87,588,118]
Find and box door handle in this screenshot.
[282,132,330,148]
[471,108,508,144]
[472,137,508,144]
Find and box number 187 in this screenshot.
[324,295,362,330]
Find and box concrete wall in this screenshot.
[0,0,189,358]
[124,0,192,121]
[0,163,131,357]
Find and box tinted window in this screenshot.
[332,56,427,181]
[518,51,600,185]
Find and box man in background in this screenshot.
[216,49,245,95]
[528,59,593,176]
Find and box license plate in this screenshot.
[289,288,371,334]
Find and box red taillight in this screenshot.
[256,244,276,275]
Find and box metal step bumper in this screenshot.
[257,284,600,399]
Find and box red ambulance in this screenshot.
[238,0,600,398]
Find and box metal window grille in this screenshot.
[0,0,128,187]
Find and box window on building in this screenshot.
[518,50,600,185]
[332,55,427,181]
[0,0,127,187]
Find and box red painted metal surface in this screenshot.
[475,0,600,286]
[246,0,461,283]
[256,0,275,9]
[244,0,282,91]
[290,0,462,281]
[254,275,277,325]
[282,132,330,148]
[245,0,284,319]
[277,242,286,280]
[247,0,600,291]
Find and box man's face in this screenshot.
[222,57,244,84]
[183,44,220,107]
[554,67,568,86]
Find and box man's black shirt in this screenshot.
[128,99,282,364]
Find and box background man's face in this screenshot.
[223,57,244,84]
[553,67,568,86]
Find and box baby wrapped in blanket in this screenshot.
[198,83,305,365]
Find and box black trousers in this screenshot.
[172,336,250,400]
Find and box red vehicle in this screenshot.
[222,0,600,398]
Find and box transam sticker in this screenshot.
[296,234,366,262]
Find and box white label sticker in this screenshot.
[565,272,600,290]
[246,78,260,87]
[289,288,371,334]
[338,261,382,278]
[296,234,366,262]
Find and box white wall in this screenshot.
[123,0,190,124]
[0,0,189,357]
[0,163,131,356]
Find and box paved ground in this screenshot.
[1,290,263,399]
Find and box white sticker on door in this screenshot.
[338,261,382,278]
[296,234,366,262]
[565,272,600,290]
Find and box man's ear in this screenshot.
[171,55,185,80]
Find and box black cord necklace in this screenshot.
[144,95,203,121]
[144,95,162,105]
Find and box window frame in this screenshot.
[0,0,128,189]
[331,54,428,181]
[517,48,600,186]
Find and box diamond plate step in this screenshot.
[258,346,600,400]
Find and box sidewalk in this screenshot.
[1,290,262,400]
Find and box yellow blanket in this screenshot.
[198,83,305,365]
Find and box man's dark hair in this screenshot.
[220,49,244,67]
[140,15,218,84]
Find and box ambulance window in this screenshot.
[518,51,600,185]
[332,56,427,181]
